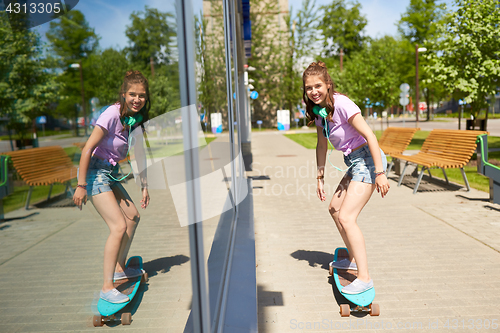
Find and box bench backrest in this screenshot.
[1,146,75,184]
[420,129,488,163]
[379,127,420,154]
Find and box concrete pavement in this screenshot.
[0,177,221,332]
[1,127,500,332]
[249,131,500,333]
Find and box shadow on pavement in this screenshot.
[485,205,500,213]
[143,255,190,278]
[456,194,489,202]
[34,192,76,208]
[0,212,39,223]
[290,249,334,271]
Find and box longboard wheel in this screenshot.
[141,272,149,284]
[329,265,333,276]
[369,303,380,316]
[93,315,104,327]
[121,312,132,325]
[340,304,350,317]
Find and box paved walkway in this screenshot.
[248,132,500,333]
[0,177,221,332]
[1,130,500,332]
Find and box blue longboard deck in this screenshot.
[97,256,144,317]
[333,248,375,307]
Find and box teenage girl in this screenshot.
[303,62,390,295]
[73,70,151,303]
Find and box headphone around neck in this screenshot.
[313,104,355,173]
[313,105,328,118]
[121,113,143,127]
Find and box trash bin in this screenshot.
[466,119,486,131]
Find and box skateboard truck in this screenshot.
[340,303,380,317]
[93,313,132,326]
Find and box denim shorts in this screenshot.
[344,145,387,185]
[85,156,121,196]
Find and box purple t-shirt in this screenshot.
[315,94,366,156]
[93,104,129,166]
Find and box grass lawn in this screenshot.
[285,130,500,193]
[2,181,77,213]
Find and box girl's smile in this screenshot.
[123,83,147,114]
[305,76,329,107]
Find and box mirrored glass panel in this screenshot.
[0,1,193,330]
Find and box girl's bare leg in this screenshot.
[328,175,355,262]
[90,191,127,293]
[112,184,140,273]
[337,181,376,283]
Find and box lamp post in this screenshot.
[415,45,427,128]
[70,61,87,136]
[340,48,344,72]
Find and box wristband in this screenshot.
[374,171,385,177]
[317,176,324,180]
[77,184,87,190]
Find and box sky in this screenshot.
[2,0,455,51]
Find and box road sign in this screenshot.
[399,97,409,106]
[250,91,259,100]
[38,116,47,124]
[400,83,410,92]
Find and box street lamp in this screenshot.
[415,45,427,127]
[70,61,87,136]
[340,48,344,72]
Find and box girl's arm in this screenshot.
[133,128,148,189]
[348,113,390,197]
[73,126,107,209]
[133,127,150,209]
[316,124,328,201]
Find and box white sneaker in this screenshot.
[341,278,373,294]
[100,288,129,303]
[330,259,358,270]
[114,268,144,281]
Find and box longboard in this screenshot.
[93,256,148,326]
[331,248,379,317]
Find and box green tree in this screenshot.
[339,36,402,114]
[248,0,291,126]
[148,72,181,118]
[397,0,446,120]
[425,0,500,125]
[46,10,99,136]
[398,0,445,44]
[195,9,228,129]
[125,6,179,119]
[318,0,367,58]
[85,48,132,106]
[125,6,176,69]
[0,13,59,147]
[283,0,320,125]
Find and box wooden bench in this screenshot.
[1,146,77,209]
[389,129,488,194]
[378,127,420,175]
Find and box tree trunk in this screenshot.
[425,90,431,121]
[485,99,491,131]
[75,106,80,137]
